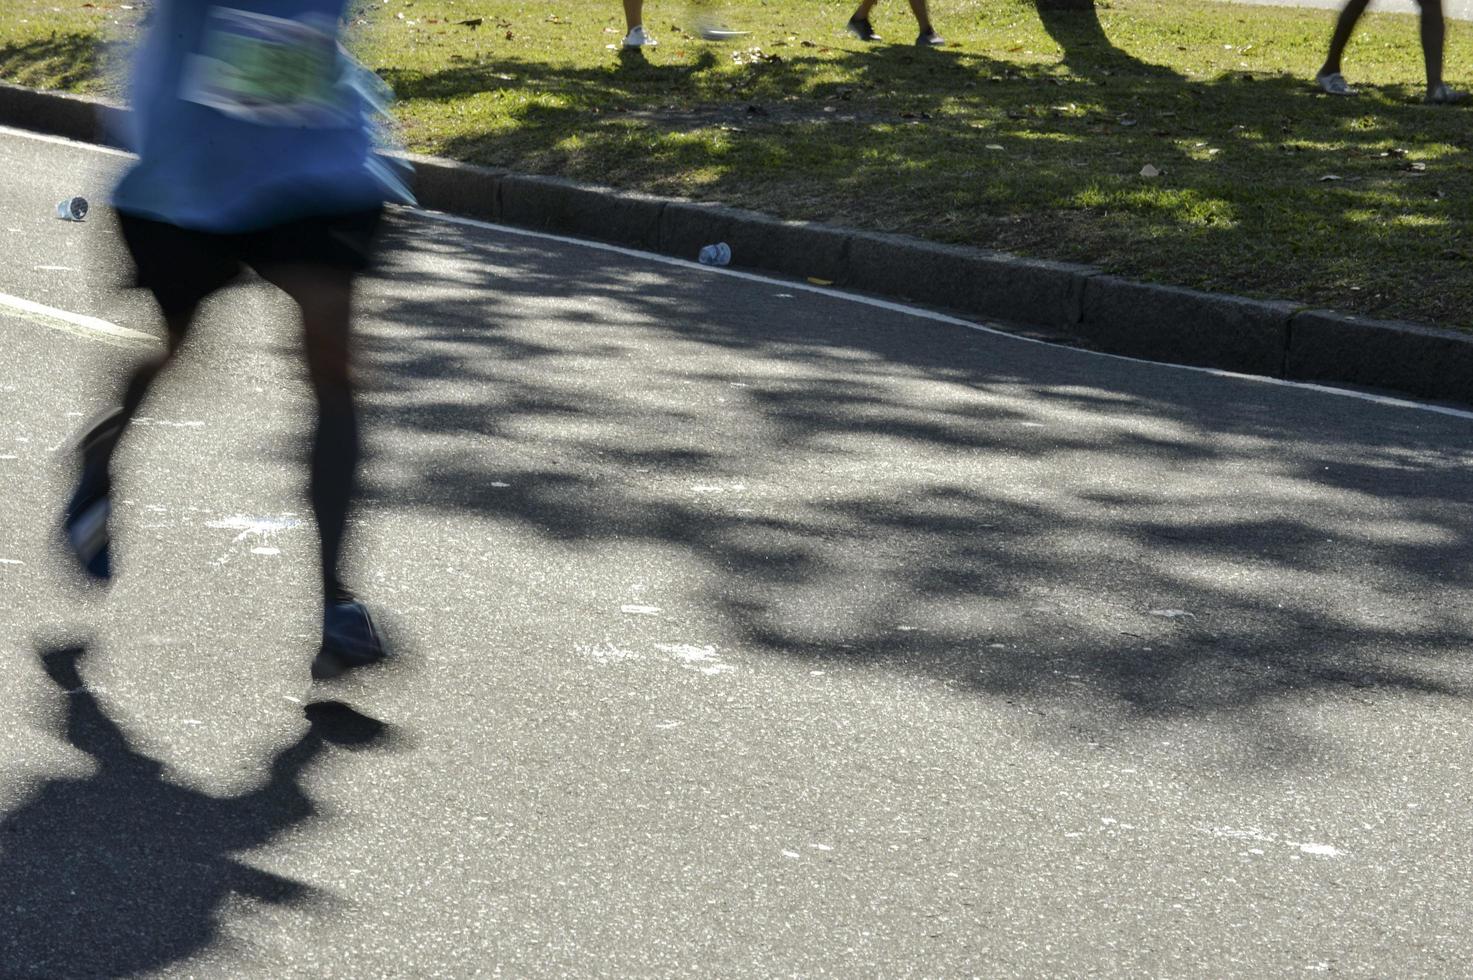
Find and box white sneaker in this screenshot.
[623,25,658,47]
[1316,71,1356,96]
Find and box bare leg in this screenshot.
[1417,0,1446,92]
[852,0,877,18]
[907,0,933,33]
[65,298,199,579]
[623,0,642,32]
[72,303,196,507]
[1319,0,1372,77]
[257,264,359,605]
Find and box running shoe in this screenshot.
[61,410,124,581]
[63,489,111,581]
[916,29,945,47]
[846,16,880,41]
[1426,83,1468,104]
[312,600,387,679]
[1316,71,1356,96]
[623,25,658,47]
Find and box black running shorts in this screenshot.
[117,208,383,316]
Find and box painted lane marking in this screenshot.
[0,291,158,348]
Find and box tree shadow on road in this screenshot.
[0,643,393,978]
[322,215,1473,765]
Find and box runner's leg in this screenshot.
[257,263,358,605]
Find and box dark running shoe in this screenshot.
[916,29,945,47]
[61,410,124,582]
[312,600,387,679]
[846,16,879,41]
[63,490,112,581]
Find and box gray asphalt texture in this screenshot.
[3,127,1473,978]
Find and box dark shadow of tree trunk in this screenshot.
[1034,0,1176,76]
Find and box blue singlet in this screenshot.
[112,0,413,232]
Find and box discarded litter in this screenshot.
[698,242,732,266]
[1139,165,1161,178]
[56,197,89,221]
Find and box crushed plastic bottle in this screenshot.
[56,197,89,221]
[698,242,731,266]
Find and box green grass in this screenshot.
[3,0,1471,327]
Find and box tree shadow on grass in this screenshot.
[0,643,394,978]
[1033,1,1178,77]
[379,24,1470,324]
[0,31,119,93]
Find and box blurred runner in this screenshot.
[62,0,413,679]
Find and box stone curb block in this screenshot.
[499,173,664,251]
[1080,276,1296,376]
[0,82,120,146]
[845,233,1095,331]
[1287,310,1473,405]
[660,202,850,281]
[402,153,503,222]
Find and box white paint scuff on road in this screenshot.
[654,642,734,675]
[578,641,640,664]
[205,515,301,542]
[206,515,302,565]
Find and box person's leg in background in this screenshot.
[1416,0,1465,101]
[847,0,883,41]
[622,0,656,45]
[847,0,943,46]
[1316,0,1371,94]
[908,0,944,45]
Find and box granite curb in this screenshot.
[4,80,1468,408]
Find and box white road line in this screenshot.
[0,123,133,158]
[416,209,1473,424]
[4,123,1471,423]
[0,290,158,347]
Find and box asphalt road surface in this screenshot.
[3,126,1473,977]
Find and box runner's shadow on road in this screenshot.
[0,643,395,979]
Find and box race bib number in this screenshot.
[180,7,350,126]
